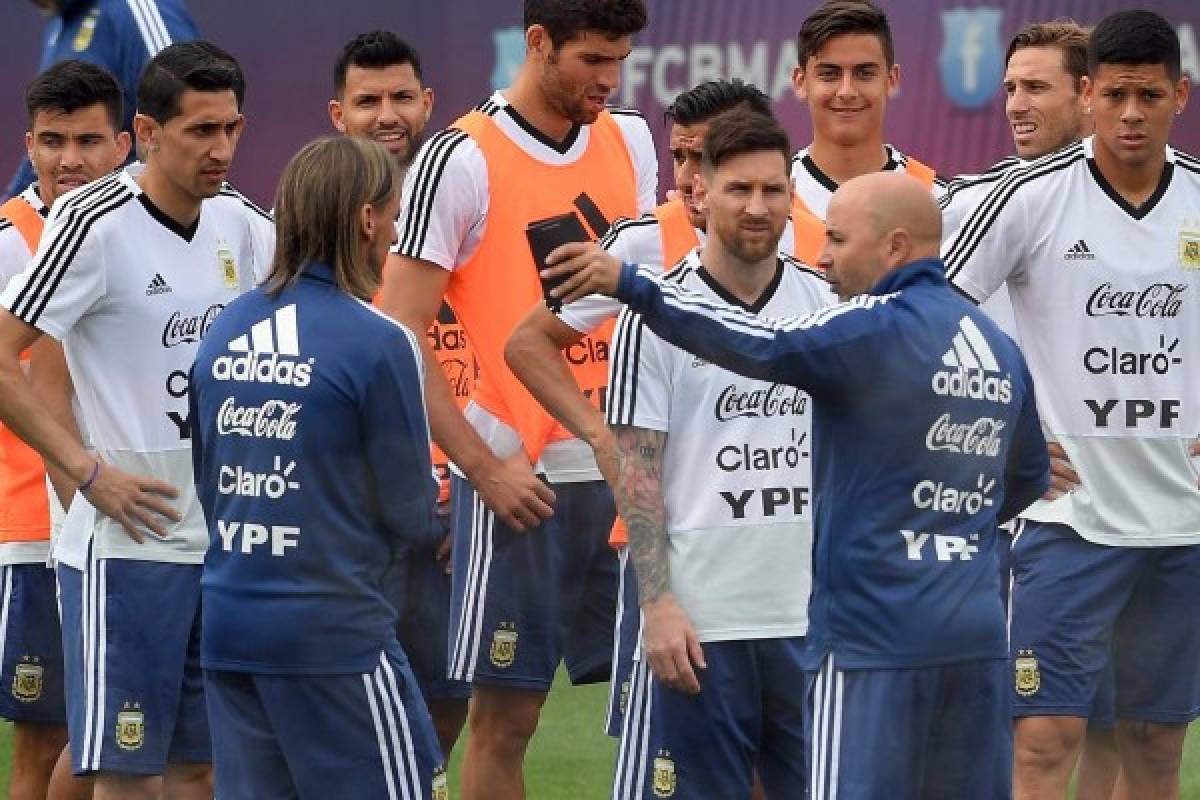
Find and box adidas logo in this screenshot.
[211,304,314,387]
[931,316,1013,404]
[145,273,173,296]
[1064,239,1096,261]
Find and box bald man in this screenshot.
[545,172,1049,799]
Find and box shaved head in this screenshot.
[819,172,941,300]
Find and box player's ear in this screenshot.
[526,24,552,61]
[360,202,376,242]
[24,131,34,165]
[115,130,132,164]
[329,99,347,133]
[1080,75,1094,113]
[887,63,900,99]
[792,65,808,102]
[133,113,158,156]
[1174,74,1190,116]
[693,171,709,211]
[423,87,435,121]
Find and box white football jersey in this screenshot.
[607,251,835,641]
[943,137,1200,546]
[0,166,275,563]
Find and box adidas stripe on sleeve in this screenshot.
[0,175,132,339]
[557,214,666,335]
[393,129,489,271]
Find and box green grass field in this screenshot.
[1,673,1199,798]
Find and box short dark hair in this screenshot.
[1088,10,1181,82]
[26,60,123,130]
[1006,19,1090,87]
[701,110,792,173]
[797,0,894,68]
[524,0,648,49]
[666,79,773,127]
[137,40,246,124]
[333,31,424,96]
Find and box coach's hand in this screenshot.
[643,593,706,695]
[81,460,180,543]
[1042,441,1080,501]
[474,450,555,532]
[542,242,623,306]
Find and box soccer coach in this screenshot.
[542,171,1050,799]
[190,136,446,799]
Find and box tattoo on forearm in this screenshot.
[612,425,670,605]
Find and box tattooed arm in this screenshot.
[612,424,706,694]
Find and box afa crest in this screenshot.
[652,750,677,798]
[1179,225,1200,271]
[115,702,145,751]
[938,8,1005,110]
[217,240,239,290]
[491,27,526,92]
[73,10,100,52]
[12,656,43,703]
[489,622,518,669]
[432,766,449,800]
[1014,649,1041,697]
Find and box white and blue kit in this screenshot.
[191,262,446,799]
[610,257,1049,800]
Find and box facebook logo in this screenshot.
[938,8,1005,110]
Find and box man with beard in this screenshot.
[377,1,656,796]
[329,29,471,760]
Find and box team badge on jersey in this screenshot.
[1179,227,1200,270]
[652,750,677,797]
[432,766,449,800]
[116,702,145,750]
[73,10,100,52]
[217,240,239,290]
[938,9,1005,109]
[1014,650,1041,697]
[489,622,518,668]
[12,656,43,703]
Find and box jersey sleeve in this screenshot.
[940,174,1032,303]
[0,203,108,340]
[556,215,658,334]
[612,112,659,215]
[0,226,32,287]
[997,364,1050,523]
[361,323,439,549]
[244,206,276,285]
[393,129,488,271]
[613,264,897,396]
[606,307,674,431]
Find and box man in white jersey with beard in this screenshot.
[0,41,272,800]
[942,11,1200,799]
[605,109,831,800]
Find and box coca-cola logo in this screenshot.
[714,383,807,421]
[162,304,225,348]
[1085,282,1185,318]
[925,413,1006,457]
[217,397,301,440]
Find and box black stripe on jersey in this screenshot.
[950,281,979,305]
[0,219,12,233]
[57,171,124,215]
[606,105,645,120]
[598,213,658,251]
[938,157,1022,210]
[219,184,273,222]
[1173,148,1200,168]
[943,143,1084,279]
[397,128,471,258]
[475,98,500,116]
[1176,158,1200,177]
[782,254,828,284]
[502,104,581,155]
[10,183,134,325]
[1088,158,1172,221]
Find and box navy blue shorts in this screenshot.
[605,546,640,738]
[808,657,1011,800]
[1010,520,1200,723]
[614,638,807,800]
[58,556,209,775]
[206,650,445,799]
[0,563,66,724]
[386,510,469,702]
[448,474,618,690]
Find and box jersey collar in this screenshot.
[300,262,336,285]
[868,258,947,296]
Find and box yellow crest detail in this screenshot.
[619,679,630,714]
[115,703,145,751]
[73,11,99,52]
[652,751,677,798]
[489,624,518,669]
[1179,229,1200,271]
[12,660,43,703]
[432,766,449,800]
[1014,650,1040,697]
[218,241,239,289]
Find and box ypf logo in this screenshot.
[938,8,1005,109]
[491,27,525,91]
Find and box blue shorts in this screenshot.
[448,474,618,690]
[605,546,640,738]
[386,510,469,702]
[0,563,66,724]
[808,657,1011,800]
[57,556,209,775]
[206,650,445,800]
[614,638,807,800]
[1010,521,1200,724]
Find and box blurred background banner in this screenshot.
[2,0,1197,204]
